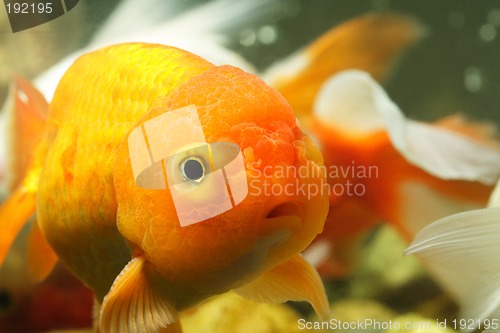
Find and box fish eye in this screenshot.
[180,156,206,183]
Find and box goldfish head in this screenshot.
[113,63,328,299]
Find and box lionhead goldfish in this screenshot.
[0,43,329,332]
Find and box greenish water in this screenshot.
[2,0,500,124]
[238,0,500,124]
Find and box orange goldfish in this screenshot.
[0,43,329,332]
[262,14,500,276]
[0,0,287,330]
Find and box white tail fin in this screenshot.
[313,70,500,185]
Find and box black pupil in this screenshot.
[184,159,204,181]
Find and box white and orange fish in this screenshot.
[308,69,500,276]
[261,14,500,276]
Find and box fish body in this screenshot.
[315,117,495,239]
[0,43,329,332]
[312,114,496,274]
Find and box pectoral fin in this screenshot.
[0,78,48,270]
[26,220,58,282]
[235,254,329,320]
[406,207,500,329]
[100,256,179,333]
[8,76,48,190]
[0,182,37,267]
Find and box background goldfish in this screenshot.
[256,11,500,278]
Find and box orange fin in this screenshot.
[235,254,330,320]
[26,220,58,282]
[264,13,423,117]
[0,183,37,268]
[8,76,48,190]
[0,78,48,270]
[100,256,179,333]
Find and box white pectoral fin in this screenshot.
[405,207,500,328]
[235,254,330,320]
[315,70,500,184]
[100,257,179,333]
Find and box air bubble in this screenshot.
[239,30,256,46]
[257,25,278,45]
[479,23,496,42]
[464,67,483,93]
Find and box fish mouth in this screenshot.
[256,201,304,256]
[263,201,304,234]
[265,202,303,219]
[188,202,304,295]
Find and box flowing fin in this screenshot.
[406,207,500,329]
[264,13,423,116]
[26,220,58,282]
[100,256,179,333]
[8,76,48,190]
[0,180,37,267]
[314,70,500,185]
[235,254,329,320]
[0,77,48,270]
